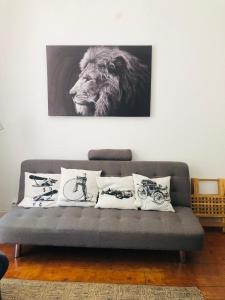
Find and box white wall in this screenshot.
[0,0,225,211]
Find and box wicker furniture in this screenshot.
[191,178,225,232]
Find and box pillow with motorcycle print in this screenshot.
[57,168,101,207]
[18,172,60,208]
[95,176,137,210]
[133,174,174,212]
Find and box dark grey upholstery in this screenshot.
[88,149,132,161]
[0,159,204,252]
[0,206,203,250]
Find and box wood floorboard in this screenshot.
[0,228,224,300]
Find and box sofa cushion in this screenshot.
[0,206,204,251]
[18,172,60,208]
[133,174,174,212]
[95,176,136,210]
[57,168,101,207]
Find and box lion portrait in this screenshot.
[69,46,151,116]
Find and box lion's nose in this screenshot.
[69,85,76,95]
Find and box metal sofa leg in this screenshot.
[179,250,186,263]
[14,244,21,259]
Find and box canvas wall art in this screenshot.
[46,45,152,117]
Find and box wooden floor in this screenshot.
[0,228,225,300]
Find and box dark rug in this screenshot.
[1,278,204,300]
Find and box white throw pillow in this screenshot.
[133,174,174,212]
[95,176,137,210]
[18,172,60,208]
[57,168,101,207]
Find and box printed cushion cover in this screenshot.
[57,168,101,207]
[133,174,174,212]
[18,172,60,208]
[95,176,137,210]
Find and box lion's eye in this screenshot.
[108,63,116,73]
[83,75,91,81]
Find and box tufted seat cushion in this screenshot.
[0,206,203,251]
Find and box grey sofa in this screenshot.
[0,152,204,262]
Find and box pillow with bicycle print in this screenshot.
[95,176,137,210]
[57,168,101,207]
[18,172,60,208]
[133,174,174,212]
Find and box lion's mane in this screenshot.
[70,46,150,116]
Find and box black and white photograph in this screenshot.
[46,45,152,116]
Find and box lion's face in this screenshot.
[70,63,105,116]
[70,48,128,116]
[69,46,149,116]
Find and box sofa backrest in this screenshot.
[18,160,190,207]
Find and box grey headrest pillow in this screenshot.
[88,149,132,161]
